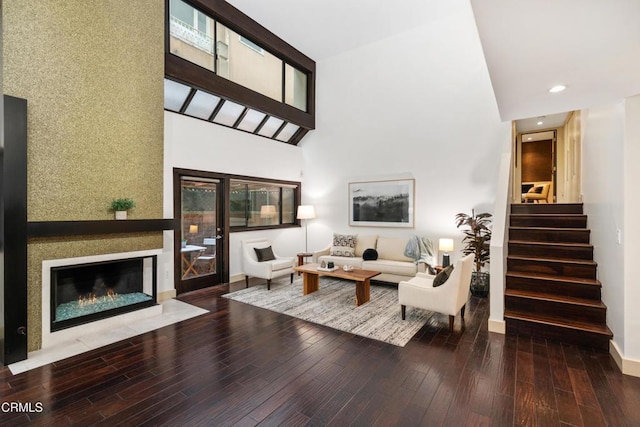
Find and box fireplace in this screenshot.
[41,250,161,348]
[50,256,157,332]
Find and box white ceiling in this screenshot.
[515,112,568,133]
[227,0,640,124]
[226,0,462,61]
[471,0,640,122]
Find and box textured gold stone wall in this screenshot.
[3,0,165,351]
[4,0,164,221]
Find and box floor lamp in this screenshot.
[297,205,316,253]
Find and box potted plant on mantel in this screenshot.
[455,209,492,297]
[110,198,136,220]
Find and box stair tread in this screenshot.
[505,288,606,307]
[512,203,583,206]
[509,226,589,231]
[506,271,601,286]
[507,255,597,265]
[509,240,593,248]
[510,214,587,218]
[504,309,613,336]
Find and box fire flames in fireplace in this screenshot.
[77,289,118,307]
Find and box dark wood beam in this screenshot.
[232,107,249,129]
[208,98,225,122]
[27,219,177,238]
[179,88,197,114]
[289,128,309,145]
[2,95,28,364]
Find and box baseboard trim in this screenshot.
[230,273,245,284]
[610,341,640,377]
[488,319,506,334]
[158,289,176,302]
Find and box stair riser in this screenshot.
[509,228,590,243]
[505,296,606,324]
[511,204,584,215]
[506,276,601,300]
[506,318,610,351]
[510,216,588,228]
[508,242,593,260]
[507,258,596,280]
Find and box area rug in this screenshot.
[223,277,433,346]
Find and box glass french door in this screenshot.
[177,176,222,294]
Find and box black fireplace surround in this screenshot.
[50,255,157,332]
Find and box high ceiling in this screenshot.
[227,0,640,124]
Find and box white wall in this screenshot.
[163,111,305,287]
[299,2,511,263]
[581,103,626,351]
[623,95,640,361]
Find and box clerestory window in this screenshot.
[165,0,315,144]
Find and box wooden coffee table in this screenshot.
[293,263,381,306]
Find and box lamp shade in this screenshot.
[260,205,277,218]
[189,224,198,234]
[438,238,454,252]
[297,205,316,220]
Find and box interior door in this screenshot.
[177,176,223,294]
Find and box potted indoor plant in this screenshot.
[110,198,136,220]
[455,209,492,297]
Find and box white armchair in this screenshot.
[241,238,295,290]
[398,254,474,332]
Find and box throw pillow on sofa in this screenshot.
[330,233,357,257]
[433,265,454,287]
[254,246,276,262]
[362,248,378,261]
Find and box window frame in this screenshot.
[229,176,301,232]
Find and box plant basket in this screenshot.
[470,271,489,297]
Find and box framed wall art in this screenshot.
[349,179,415,228]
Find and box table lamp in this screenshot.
[439,238,454,268]
[297,205,316,252]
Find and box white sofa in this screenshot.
[313,234,428,283]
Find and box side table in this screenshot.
[296,252,313,275]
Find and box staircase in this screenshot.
[504,203,613,351]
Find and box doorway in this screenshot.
[175,173,224,294]
[516,130,556,203]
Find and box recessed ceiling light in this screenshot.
[527,137,532,141]
[549,84,567,93]
[537,121,543,125]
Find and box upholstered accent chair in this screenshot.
[398,254,474,332]
[523,183,550,203]
[241,238,295,290]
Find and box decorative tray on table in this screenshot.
[317,266,339,272]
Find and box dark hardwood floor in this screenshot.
[2,280,640,426]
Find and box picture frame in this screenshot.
[349,179,415,228]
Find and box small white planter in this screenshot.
[115,210,127,220]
